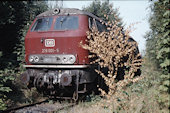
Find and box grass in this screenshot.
[4,58,168,113]
[58,59,168,113]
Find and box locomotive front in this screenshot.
[21,8,97,100]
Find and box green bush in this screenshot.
[0,1,48,110]
[145,0,170,110]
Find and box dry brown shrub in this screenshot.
[80,13,143,110]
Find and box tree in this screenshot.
[82,0,123,27]
[0,1,48,110]
[145,0,170,110]
[0,1,48,69]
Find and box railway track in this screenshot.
[3,99,77,113]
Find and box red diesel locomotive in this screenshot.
[21,8,105,100]
[21,8,141,100]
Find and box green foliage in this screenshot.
[145,0,170,110]
[0,1,48,111]
[82,0,123,27]
[0,69,14,110]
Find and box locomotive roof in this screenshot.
[37,8,102,21]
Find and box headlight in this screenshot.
[29,56,34,62]
[63,57,68,62]
[29,55,39,63]
[62,55,75,64]
[69,56,74,63]
[34,56,39,62]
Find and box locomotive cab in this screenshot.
[21,8,104,100]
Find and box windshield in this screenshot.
[31,17,53,31]
[54,16,79,30]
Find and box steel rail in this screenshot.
[3,99,77,113]
[2,99,48,113]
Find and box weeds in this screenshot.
[81,13,143,110]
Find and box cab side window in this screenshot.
[96,20,107,32]
[88,17,96,30]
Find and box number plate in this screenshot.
[44,58,56,63]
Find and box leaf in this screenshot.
[162,80,169,87]
[0,99,7,111]
[160,74,170,79]
[163,31,170,38]
[163,0,169,5]
[162,38,169,44]
[159,85,168,92]
[150,50,155,53]
[0,87,12,92]
[160,58,170,68]
[163,21,169,27]
[157,48,169,59]
[163,10,169,17]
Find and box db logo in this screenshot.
[45,39,55,47]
